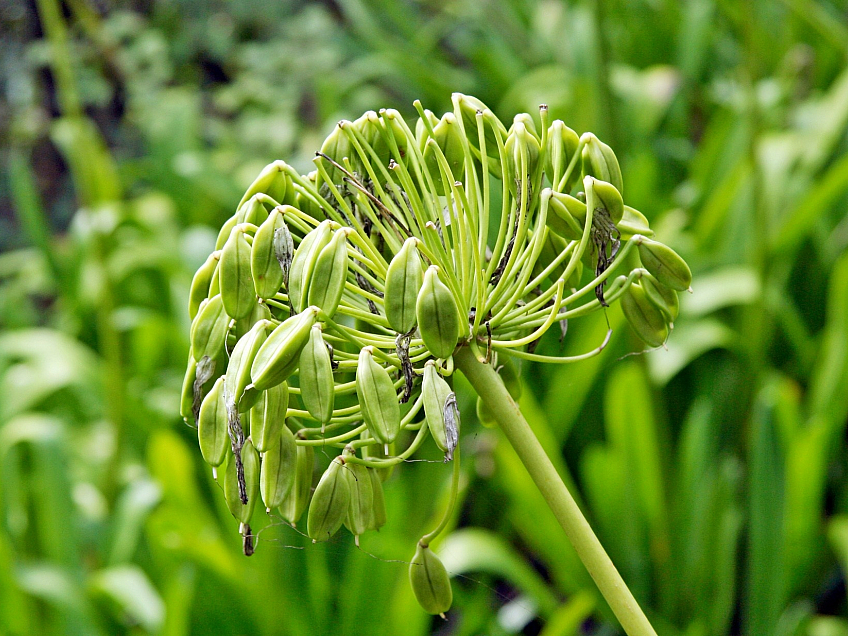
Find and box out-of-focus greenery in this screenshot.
[2,0,848,634]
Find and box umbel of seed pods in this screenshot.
[181,93,691,615]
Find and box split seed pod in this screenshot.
[356,347,401,446]
[198,377,229,466]
[581,132,624,196]
[260,425,297,510]
[385,237,424,334]
[409,542,453,616]
[288,221,332,313]
[343,459,374,542]
[621,280,669,348]
[224,439,260,524]
[251,209,288,299]
[416,266,462,360]
[250,307,319,391]
[299,325,335,424]
[307,228,350,318]
[188,251,221,320]
[224,319,270,412]
[249,381,288,453]
[307,455,351,542]
[220,227,256,320]
[637,237,692,291]
[190,294,229,363]
[280,442,314,526]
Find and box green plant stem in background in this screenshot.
[455,346,657,636]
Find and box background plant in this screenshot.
[1,0,848,635]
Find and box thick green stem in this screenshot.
[454,346,657,636]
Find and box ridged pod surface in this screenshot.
[416,266,462,360]
[250,307,318,391]
[307,456,351,542]
[409,543,453,615]
[260,425,297,510]
[307,228,349,318]
[355,347,400,446]
[249,381,288,453]
[220,227,256,320]
[280,443,314,526]
[288,221,332,313]
[384,237,424,334]
[198,377,229,466]
[298,325,334,424]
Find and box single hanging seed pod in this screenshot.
[299,325,335,425]
[237,160,291,210]
[637,237,692,292]
[220,226,256,320]
[190,294,229,363]
[356,347,401,446]
[422,361,452,454]
[545,119,581,192]
[621,281,669,348]
[249,381,288,453]
[416,266,462,360]
[280,443,314,526]
[198,377,229,466]
[409,542,453,616]
[384,237,424,334]
[251,209,288,299]
[288,221,332,313]
[581,133,624,196]
[307,455,351,542]
[368,468,387,531]
[343,458,374,543]
[307,228,350,318]
[225,319,271,412]
[260,425,297,510]
[224,439,260,524]
[250,307,319,391]
[188,251,221,320]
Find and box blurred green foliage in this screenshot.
[1,0,848,634]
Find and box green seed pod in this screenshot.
[351,110,392,167]
[224,319,270,412]
[642,274,679,323]
[409,542,453,616]
[547,190,588,241]
[451,93,506,165]
[307,228,349,318]
[249,381,289,453]
[289,221,332,313]
[343,459,374,542]
[422,112,465,191]
[215,214,238,251]
[505,120,542,192]
[618,205,653,240]
[545,119,581,192]
[220,227,256,320]
[190,294,229,363]
[582,133,623,197]
[260,424,297,510]
[377,109,410,166]
[416,266,462,360]
[233,300,273,340]
[299,325,335,424]
[295,176,326,222]
[198,376,229,466]
[189,251,221,320]
[237,160,290,210]
[589,178,624,225]
[251,209,287,300]
[224,439,260,524]
[180,355,198,425]
[251,307,319,391]
[307,455,351,542]
[368,468,387,531]
[280,443,314,526]
[621,281,669,348]
[422,361,452,454]
[236,195,270,227]
[637,237,692,292]
[320,123,355,183]
[385,237,424,334]
[356,347,401,446]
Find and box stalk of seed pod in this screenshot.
[307,228,350,318]
[356,347,401,447]
[188,251,221,320]
[367,468,387,531]
[250,307,319,391]
[220,226,256,320]
[307,455,351,542]
[299,324,335,425]
[249,381,288,453]
[343,457,374,545]
[198,377,229,467]
[361,431,394,482]
[621,280,669,348]
[385,237,424,334]
[224,438,260,524]
[237,160,290,210]
[225,319,271,412]
[280,442,314,526]
[637,237,692,291]
[581,132,624,196]
[251,209,288,299]
[641,273,679,323]
[260,424,297,511]
[409,542,453,616]
[190,294,229,363]
[546,119,581,192]
[416,266,462,360]
[422,361,453,456]
[288,221,332,313]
